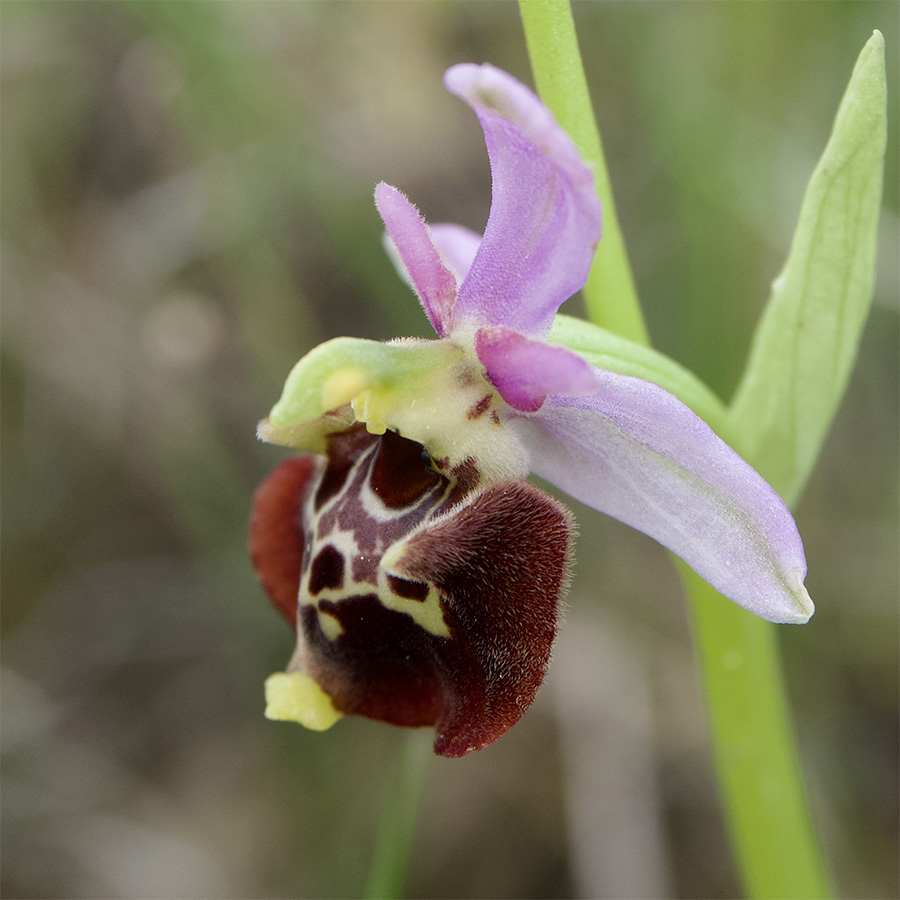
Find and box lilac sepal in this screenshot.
[476,325,599,413]
[374,183,457,336]
[506,370,813,623]
[443,64,602,337]
[428,224,481,285]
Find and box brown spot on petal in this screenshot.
[309,544,345,595]
[249,455,319,624]
[467,394,492,420]
[442,457,481,510]
[370,429,442,509]
[387,575,430,601]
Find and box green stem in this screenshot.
[681,564,832,898]
[520,3,830,897]
[519,0,648,345]
[364,730,432,900]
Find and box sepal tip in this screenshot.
[780,580,814,625]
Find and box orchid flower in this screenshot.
[250,63,813,758]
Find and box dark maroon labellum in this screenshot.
[250,424,574,757]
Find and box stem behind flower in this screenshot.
[519,0,649,346]
[364,730,432,900]
[520,3,838,898]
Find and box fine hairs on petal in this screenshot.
[383,479,575,757]
[442,63,602,337]
[374,182,458,336]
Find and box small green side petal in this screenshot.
[728,31,887,502]
[548,313,733,442]
[262,335,530,481]
[269,337,425,428]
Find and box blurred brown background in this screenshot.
[2,2,897,898]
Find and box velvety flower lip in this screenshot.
[253,425,574,757]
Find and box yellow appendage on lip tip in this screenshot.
[265,672,343,731]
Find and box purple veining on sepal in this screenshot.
[475,325,599,413]
[506,371,813,624]
[443,63,602,337]
[375,183,457,336]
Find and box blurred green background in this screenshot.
[2,2,897,898]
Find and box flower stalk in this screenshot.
[365,730,432,900]
[519,0,648,345]
[516,3,889,899]
[252,3,883,895]
[683,565,831,898]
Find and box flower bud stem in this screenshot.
[364,730,432,900]
[519,2,832,898]
[519,0,648,345]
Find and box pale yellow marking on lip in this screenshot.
[317,608,344,641]
[381,583,450,638]
[264,671,343,731]
[322,368,369,412]
[379,547,450,638]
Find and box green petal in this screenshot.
[260,337,423,453]
[260,335,529,482]
[548,313,732,441]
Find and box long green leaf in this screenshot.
[728,31,887,501]
[684,32,887,899]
